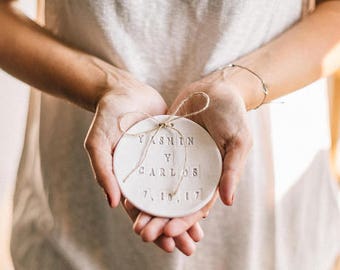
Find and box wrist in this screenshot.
[83,55,116,111]
[219,64,268,111]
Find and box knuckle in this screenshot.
[232,134,245,148]
[233,130,253,150]
[141,229,153,242]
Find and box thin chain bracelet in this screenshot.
[214,63,269,110]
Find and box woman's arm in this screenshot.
[0,2,113,112]
[231,0,340,110]
[0,2,204,255]
[157,1,340,235]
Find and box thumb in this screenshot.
[219,134,252,205]
[84,137,121,208]
[84,109,123,208]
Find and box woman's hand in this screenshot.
[129,70,255,246]
[83,63,206,254]
[168,70,254,206]
[123,197,211,255]
[126,190,218,255]
[84,64,168,207]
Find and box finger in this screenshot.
[187,223,204,242]
[154,235,176,253]
[219,134,252,206]
[133,212,152,235]
[174,232,196,256]
[85,140,121,208]
[123,199,140,221]
[140,217,169,242]
[163,190,218,237]
[127,206,175,252]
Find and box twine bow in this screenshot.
[118,91,210,196]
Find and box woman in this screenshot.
[0,0,339,269]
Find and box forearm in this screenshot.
[0,3,112,112]
[229,1,340,110]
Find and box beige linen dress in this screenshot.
[11,1,340,269]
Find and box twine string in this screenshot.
[117,91,210,196]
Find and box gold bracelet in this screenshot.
[216,63,269,109]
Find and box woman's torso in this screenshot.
[12,1,339,270]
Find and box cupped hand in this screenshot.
[84,66,167,207]
[131,70,254,246]
[168,70,254,206]
[122,197,209,255]
[127,190,218,255]
[83,64,205,255]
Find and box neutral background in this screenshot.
[0,1,338,270]
[0,2,36,270]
